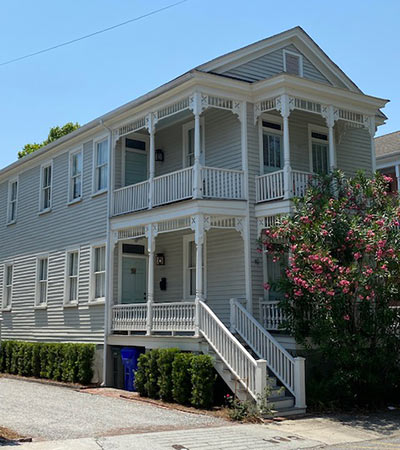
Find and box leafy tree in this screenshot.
[264,171,400,407]
[18,122,80,159]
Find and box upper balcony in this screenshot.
[110,91,248,218]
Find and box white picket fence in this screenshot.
[230,298,306,408]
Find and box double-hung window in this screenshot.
[65,250,79,304]
[182,120,204,168]
[94,139,108,193]
[310,130,329,175]
[262,120,283,174]
[40,162,52,212]
[183,235,205,299]
[7,179,18,224]
[3,264,13,309]
[92,245,106,301]
[36,257,48,306]
[69,149,83,202]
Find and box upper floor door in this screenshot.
[124,136,148,186]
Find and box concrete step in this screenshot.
[266,406,307,418]
[268,395,294,410]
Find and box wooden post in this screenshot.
[192,93,203,199]
[279,95,292,199]
[146,224,156,335]
[230,298,236,332]
[324,105,337,172]
[294,357,306,409]
[147,113,156,209]
[368,115,377,174]
[255,359,267,401]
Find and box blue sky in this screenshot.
[0,0,398,168]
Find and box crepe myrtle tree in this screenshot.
[263,171,400,406]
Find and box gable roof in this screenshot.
[196,26,362,93]
[375,131,400,157]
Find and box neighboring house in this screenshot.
[0,27,388,414]
[376,131,400,192]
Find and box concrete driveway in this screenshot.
[0,377,226,441]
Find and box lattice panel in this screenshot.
[156,97,190,120]
[117,116,146,137]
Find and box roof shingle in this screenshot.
[375,131,400,157]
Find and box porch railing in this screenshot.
[260,300,287,331]
[202,167,245,199]
[113,166,245,216]
[112,304,148,331]
[152,302,196,332]
[255,169,312,203]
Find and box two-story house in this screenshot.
[376,131,400,192]
[0,27,388,415]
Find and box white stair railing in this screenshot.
[198,301,266,401]
[260,300,287,331]
[256,170,284,202]
[230,299,306,409]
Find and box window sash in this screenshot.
[312,142,329,174]
[41,165,52,210]
[37,258,48,305]
[8,181,17,222]
[4,265,13,307]
[67,252,79,303]
[93,246,106,299]
[70,153,82,200]
[95,141,108,191]
[263,133,282,171]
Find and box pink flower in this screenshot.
[354,252,362,261]
[343,314,350,321]
[376,219,385,227]
[327,290,335,296]
[383,175,393,183]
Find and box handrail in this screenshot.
[198,300,263,400]
[255,170,284,202]
[202,166,244,174]
[230,299,306,408]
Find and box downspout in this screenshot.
[99,119,114,386]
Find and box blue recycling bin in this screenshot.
[120,347,143,392]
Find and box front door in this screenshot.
[121,256,147,304]
[124,138,148,186]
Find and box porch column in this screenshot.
[145,223,157,335]
[278,94,292,199]
[192,214,206,337]
[147,113,156,209]
[324,106,337,172]
[192,92,203,199]
[368,115,377,174]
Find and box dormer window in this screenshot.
[283,50,303,77]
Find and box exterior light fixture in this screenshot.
[156,253,165,265]
[155,149,164,162]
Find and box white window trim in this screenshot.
[89,243,106,304]
[92,136,109,196]
[121,133,150,187]
[2,263,14,311]
[35,255,49,308]
[182,234,207,301]
[6,176,18,225]
[64,248,80,307]
[38,160,53,214]
[283,49,304,77]
[259,114,283,175]
[308,124,329,174]
[68,146,83,205]
[182,118,205,168]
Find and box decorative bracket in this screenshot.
[364,115,376,136]
[321,105,339,128]
[190,214,209,245]
[276,94,295,119]
[145,112,158,133]
[234,217,247,240]
[145,223,159,253]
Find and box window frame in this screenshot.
[90,243,106,304]
[182,234,206,300]
[92,137,109,196]
[182,119,205,168]
[35,255,49,308]
[2,263,14,311]
[308,124,329,175]
[39,161,53,214]
[283,49,303,77]
[64,248,80,307]
[7,177,18,225]
[68,146,83,204]
[258,114,283,175]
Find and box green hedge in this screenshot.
[0,340,95,385]
[134,348,216,409]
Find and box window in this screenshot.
[7,179,18,224]
[36,257,48,306]
[92,245,106,301]
[262,120,282,174]
[283,49,303,77]
[40,162,52,212]
[3,264,13,309]
[65,251,79,304]
[183,235,205,299]
[69,149,83,202]
[94,139,108,193]
[182,120,204,168]
[310,130,329,174]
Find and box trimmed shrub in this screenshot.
[172,352,193,405]
[158,348,180,402]
[145,349,160,399]
[0,341,95,385]
[134,353,150,396]
[190,354,216,409]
